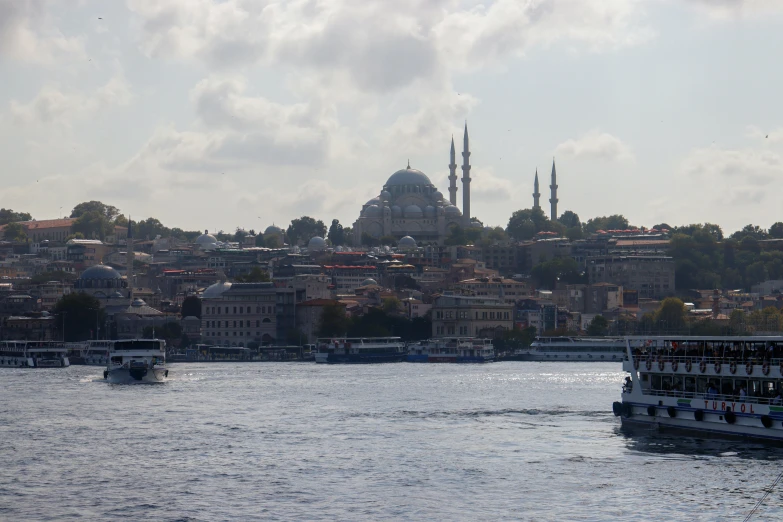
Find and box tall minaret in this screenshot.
[461,122,471,227]
[533,169,541,210]
[126,217,134,303]
[549,159,558,221]
[448,136,458,205]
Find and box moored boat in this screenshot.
[0,341,70,368]
[104,339,168,383]
[314,337,406,364]
[614,335,783,442]
[512,336,626,362]
[406,338,495,363]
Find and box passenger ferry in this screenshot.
[80,340,114,366]
[0,341,70,368]
[407,338,495,363]
[613,335,783,442]
[104,339,168,383]
[513,336,626,361]
[314,337,406,364]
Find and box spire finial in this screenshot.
[407,159,410,169]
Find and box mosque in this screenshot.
[352,124,481,246]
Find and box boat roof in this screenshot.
[625,335,783,342]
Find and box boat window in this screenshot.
[650,374,661,390]
[696,377,709,393]
[684,377,695,393]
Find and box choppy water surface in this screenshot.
[1,362,782,521]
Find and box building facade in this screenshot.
[587,255,675,299]
[430,294,513,338]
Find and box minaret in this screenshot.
[461,122,471,227]
[549,159,558,221]
[448,136,458,205]
[127,217,134,303]
[533,169,541,210]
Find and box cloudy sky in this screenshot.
[1,0,782,235]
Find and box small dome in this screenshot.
[385,167,433,187]
[111,291,124,298]
[404,204,423,218]
[434,190,444,201]
[264,225,283,236]
[363,204,382,218]
[391,205,402,217]
[335,246,344,252]
[131,298,147,307]
[308,236,326,251]
[361,278,378,286]
[365,197,381,206]
[380,190,392,200]
[79,265,122,280]
[202,281,232,299]
[196,231,218,245]
[424,205,436,217]
[445,205,462,216]
[398,236,417,248]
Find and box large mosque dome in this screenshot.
[385,167,433,187]
[196,231,218,246]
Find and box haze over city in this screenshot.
[1,0,782,233]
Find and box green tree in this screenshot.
[287,216,327,245]
[382,297,402,314]
[379,235,397,246]
[181,295,202,319]
[317,303,350,337]
[135,217,169,240]
[558,210,581,229]
[233,228,248,242]
[71,211,112,240]
[361,232,380,247]
[769,222,783,239]
[0,208,32,225]
[53,293,104,341]
[587,315,609,336]
[653,297,687,333]
[507,207,548,240]
[234,267,271,283]
[530,257,583,289]
[583,215,630,234]
[70,201,120,221]
[2,222,28,242]
[327,219,345,246]
[731,224,768,240]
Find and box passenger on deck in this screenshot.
[706,384,717,398]
[739,386,747,402]
[623,376,632,392]
[773,392,783,406]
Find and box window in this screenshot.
[239,306,243,313]
[256,320,260,327]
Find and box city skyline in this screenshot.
[1,1,782,234]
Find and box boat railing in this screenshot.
[632,388,783,407]
[628,353,782,367]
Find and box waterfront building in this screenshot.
[430,294,513,338]
[452,277,530,303]
[587,255,675,300]
[200,281,278,346]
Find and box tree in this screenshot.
[135,218,169,240]
[769,222,783,239]
[286,216,326,245]
[558,210,581,229]
[361,232,380,247]
[317,303,350,337]
[0,208,32,225]
[382,297,402,314]
[2,222,27,242]
[507,207,548,240]
[181,295,202,319]
[444,224,481,246]
[486,227,508,242]
[143,322,182,344]
[530,257,583,289]
[731,224,768,241]
[327,219,345,246]
[583,215,630,234]
[587,315,609,336]
[379,235,397,246]
[71,211,112,240]
[234,228,248,242]
[653,297,687,333]
[70,201,120,221]
[53,293,104,341]
[234,267,271,283]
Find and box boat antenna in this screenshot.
[743,470,783,522]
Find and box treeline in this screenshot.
[317,302,431,341]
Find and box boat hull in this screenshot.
[516,352,623,362]
[106,367,168,383]
[315,353,405,364]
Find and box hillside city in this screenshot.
[0,199,782,356]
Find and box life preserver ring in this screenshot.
[646,358,652,371]
[699,360,707,373]
[671,360,679,372]
[729,361,737,375]
[714,361,721,374]
[685,359,693,373]
[763,362,770,375]
[634,357,640,370]
[745,362,753,375]
[658,358,665,371]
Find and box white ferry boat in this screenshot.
[407,338,495,363]
[315,337,406,364]
[104,339,168,383]
[614,335,783,442]
[0,341,70,368]
[81,340,114,366]
[513,336,626,361]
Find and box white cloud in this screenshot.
[680,146,782,187]
[683,0,783,20]
[9,74,133,126]
[0,0,86,63]
[555,130,635,162]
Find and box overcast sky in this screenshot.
[1,0,782,235]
